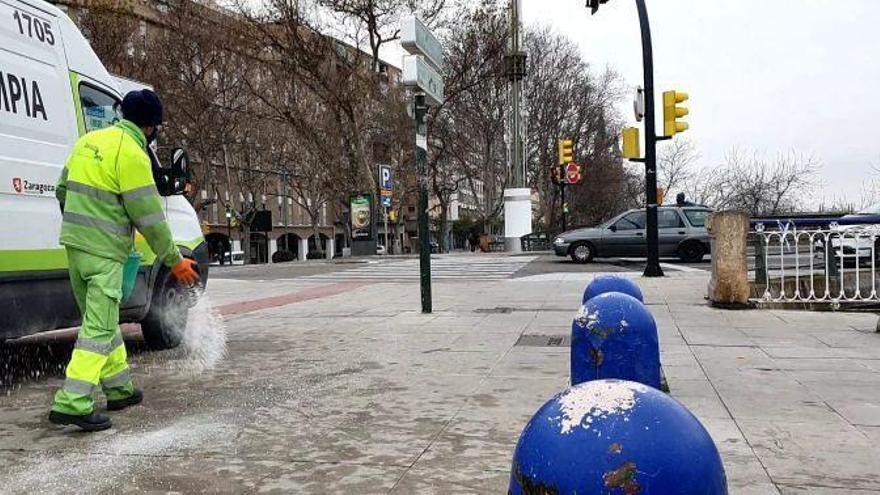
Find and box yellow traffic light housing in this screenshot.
[558,139,574,165]
[663,91,689,137]
[622,127,641,159]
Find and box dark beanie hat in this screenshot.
[121,89,163,127]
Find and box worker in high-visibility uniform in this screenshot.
[49,90,199,431]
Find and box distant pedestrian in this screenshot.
[676,193,698,207]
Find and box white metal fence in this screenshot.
[751,222,880,305]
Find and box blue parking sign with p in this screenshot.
[380,166,393,190]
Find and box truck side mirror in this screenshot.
[169,148,190,195]
[170,148,189,178]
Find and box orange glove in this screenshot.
[171,258,200,286]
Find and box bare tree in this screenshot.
[684,149,821,216]
[426,1,509,249]
[657,138,699,198]
[73,0,143,77]
[524,26,633,231]
[319,0,446,72]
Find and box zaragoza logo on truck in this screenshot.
[12,177,54,195]
[0,71,48,120]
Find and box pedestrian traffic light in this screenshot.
[663,91,689,137]
[558,139,574,165]
[551,166,561,184]
[622,127,640,159]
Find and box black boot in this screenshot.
[106,388,143,411]
[48,410,112,432]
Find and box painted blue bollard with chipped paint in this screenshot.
[583,274,644,304]
[571,292,660,389]
[509,380,728,495]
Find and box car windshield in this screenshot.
[856,203,880,215]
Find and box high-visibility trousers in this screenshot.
[52,248,135,416]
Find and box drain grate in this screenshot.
[515,334,570,347]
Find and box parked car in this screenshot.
[821,204,880,263]
[553,207,712,263]
[376,244,386,255]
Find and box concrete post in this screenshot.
[707,210,750,306]
[298,237,309,262]
[268,239,278,264]
[326,238,335,260]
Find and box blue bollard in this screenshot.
[583,274,644,303]
[509,379,728,495]
[571,292,660,389]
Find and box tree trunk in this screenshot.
[439,199,449,253]
[241,223,251,265]
[310,210,323,257]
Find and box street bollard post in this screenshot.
[582,274,644,303]
[571,292,660,389]
[509,379,728,494]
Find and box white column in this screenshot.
[503,187,532,254]
[298,237,309,261]
[326,238,335,260]
[269,239,278,263]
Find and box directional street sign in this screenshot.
[402,55,444,107]
[400,16,444,71]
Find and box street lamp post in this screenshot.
[590,0,664,277]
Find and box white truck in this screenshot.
[0,0,209,349]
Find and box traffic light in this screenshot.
[622,127,640,159]
[551,166,561,184]
[587,0,610,15]
[558,139,574,165]
[663,91,689,137]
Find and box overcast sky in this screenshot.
[517,0,880,206]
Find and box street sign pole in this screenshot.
[401,16,443,314]
[589,0,663,278]
[384,207,390,254]
[561,179,567,233]
[414,94,432,313]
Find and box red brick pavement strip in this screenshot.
[13,282,367,345]
[216,282,369,317]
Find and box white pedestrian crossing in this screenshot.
[301,254,536,283]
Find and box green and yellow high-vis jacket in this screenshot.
[55,120,183,268]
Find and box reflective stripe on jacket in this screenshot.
[56,120,183,268]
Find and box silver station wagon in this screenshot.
[553,206,712,263]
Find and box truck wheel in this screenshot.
[141,270,188,350]
[678,241,705,263]
[570,242,595,264]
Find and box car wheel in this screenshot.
[141,268,189,350]
[569,243,595,264]
[678,241,705,263]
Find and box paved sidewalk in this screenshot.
[1,267,878,493]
